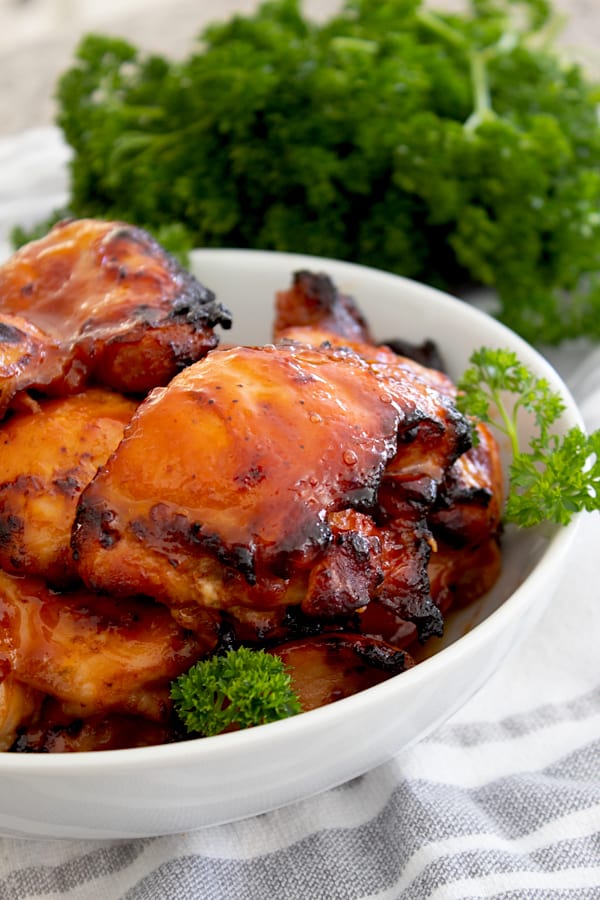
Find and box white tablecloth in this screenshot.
[0,128,599,900]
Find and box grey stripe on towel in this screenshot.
[3,740,597,900]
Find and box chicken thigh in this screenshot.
[0,389,138,586]
[72,328,470,640]
[0,219,231,415]
[0,569,208,750]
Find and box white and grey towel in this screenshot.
[0,128,598,900]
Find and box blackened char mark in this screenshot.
[351,638,409,673]
[72,496,120,556]
[285,270,371,341]
[0,322,26,344]
[104,224,233,333]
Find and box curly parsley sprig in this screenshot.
[170,646,302,737]
[457,347,600,527]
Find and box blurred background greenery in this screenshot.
[0,0,597,136]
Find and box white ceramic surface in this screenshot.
[0,250,582,839]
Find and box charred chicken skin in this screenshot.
[273,270,503,627]
[10,710,178,754]
[0,218,231,415]
[270,633,414,711]
[429,421,503,548]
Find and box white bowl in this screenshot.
[0,250,582,839]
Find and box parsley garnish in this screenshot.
[171,646,302,737]
[457,347,600,527]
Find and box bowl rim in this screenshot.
[0,248,584,774]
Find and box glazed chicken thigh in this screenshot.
[0,219,231,416]
[0,389,138,586]
[0,570,206,750]
[72,297,471,642]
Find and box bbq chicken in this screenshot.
[0,220,504,753]
[0,389,137,586]
[0,218,232,416]
[0,570,206,751]
[71,331,471,643]
[72,269,501,651]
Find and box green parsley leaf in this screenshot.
[170,646,302,737]
[457,347,600,527]
[507,428,600,527]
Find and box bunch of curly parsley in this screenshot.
[19,0,600,345]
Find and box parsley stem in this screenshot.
[416,10,495,133]
[331,36,377,55]
[489,386,521,459]
[465,49,496,131]
[415,10,469,50]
